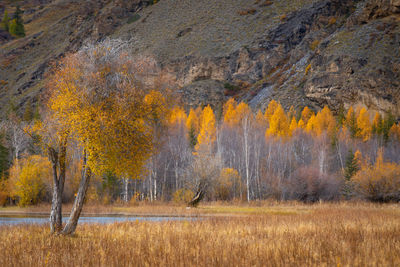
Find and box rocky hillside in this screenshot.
[0,0,399,117]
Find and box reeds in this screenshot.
[0,203,399,266]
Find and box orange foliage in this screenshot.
[266,104,290,138]
[196,105,216,151]
[300,106,314,124]
[356,108,372,141]
[352,149,400,202]
[264,100,279,123]
[313,106,336,136]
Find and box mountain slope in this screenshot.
[0,0,399,117]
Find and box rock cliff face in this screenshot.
[0,0,399,117]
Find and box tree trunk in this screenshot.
[188,180,207,207]
[49,162,60,233]
[49,141,67,234]
[62,153,91,235]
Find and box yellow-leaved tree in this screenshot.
[266,104,290,138]
[300,106,314,124]
[46,39,172,235]
[186,107,201,149]
[357,107,372,141]
[264,100,279,123]
[195,105,216,152]
[223,98,237,127]
[313,106,336,136]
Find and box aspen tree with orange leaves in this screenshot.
[196,105,217,152]
[356,108,372,141]
[266,104,290,138]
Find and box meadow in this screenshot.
[0,202,399,266]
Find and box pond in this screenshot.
[0,215,192,225]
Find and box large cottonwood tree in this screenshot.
[45,39,171,234]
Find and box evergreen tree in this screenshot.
[382,112,396,143]
[1,10,10,32]
[344,149,359,181]
[188,126,197,149]
[0,136,9,178]
[345,107,359,138]
[9,6,25,37]
[336,105,345,126]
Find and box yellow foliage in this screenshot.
[305,64,312,75]
[9,155,52,206]
[216,168,242,201]
[313,106,336,136]
[264,100,279,123]
[172,188,194,204]
[300,106,314,124]
[305,114,316,133]
[298,119,305,129]
[287,106,296,120]
[354,150,363,165]
[266,104,290,138]
[289,117,298,135]
[310,40,320,51]
[372,112,381,130]
[46,51,170,178]
[195,105,216,151]
[186,108,200,135]
[169,106,187,126]
[352,149,400,202]
[389,124,400,141]
[234,102,252,126]
[223,100,252,128]
[223,98,237,127]
[255,109,267,129]
[356,108,372,141]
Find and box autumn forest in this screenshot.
[1,32,400,267]
[0,39,399,213]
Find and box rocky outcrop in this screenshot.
[1,0,399,117]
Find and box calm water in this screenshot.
[0,215,190,225]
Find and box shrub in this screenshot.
[9,155,52,206]
[173,188,194,204]
[127,14,140,24]
[328,17,337,26]
[215,168,242,201]
[310,40,320,51]
[352,151,400,202]
[287,166,341,202]
[238,9,257,16]
[305,64,311,75]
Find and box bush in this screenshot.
[173,188,194,204]
[9,155,52,206]
[352,152,400,202]
[310,40,320,51]
[287,166,341,202]
[127,14,140,24]
[238,9,257,16]
[215,168,242,201]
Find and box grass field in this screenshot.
[0,202,399,266]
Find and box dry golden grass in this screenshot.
[0,203,399,266]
